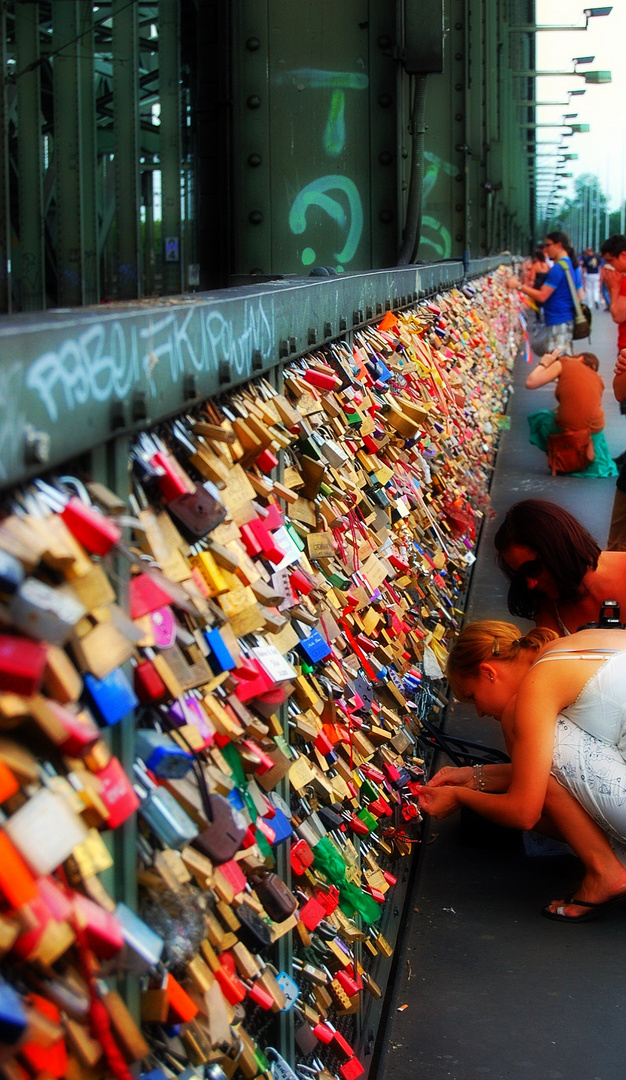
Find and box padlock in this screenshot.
[4,786,89,876]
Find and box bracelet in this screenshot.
[473,764,486,792]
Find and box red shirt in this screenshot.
[618,276,626,350]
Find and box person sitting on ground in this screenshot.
[524,348,617,478]
[417,621,626,922]
[493,499,626,635]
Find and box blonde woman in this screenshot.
[418,621,626,922]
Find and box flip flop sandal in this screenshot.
[541,892,626,923]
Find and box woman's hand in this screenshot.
[427,765,474,789]
[507,276,521,290]
[614,348,626,377]
[417,784,462,819]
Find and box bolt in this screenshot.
[246,36,260,50]
[247,94,261,109]
[248,210,263,224]
[23,425,50,466]
[248,153,262,167]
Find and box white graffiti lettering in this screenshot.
[24,297,275,422]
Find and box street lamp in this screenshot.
[514,60,612,82]
[511,7,612,30]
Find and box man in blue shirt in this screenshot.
[510,231,580,354]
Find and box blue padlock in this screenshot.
[276,971,300,1010]
[0,979,27,1045]
[204,627,236,672]
[298,629,331,663]
[84,667,138,725]
[135,729,194,779]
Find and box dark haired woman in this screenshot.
[418,621,626,921]
[493,499,626,634]
[525,248,550,290]
[508,231,582,355]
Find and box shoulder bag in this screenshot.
[557,258,592,341]
[546,428,595,475]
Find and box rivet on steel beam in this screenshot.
[323,321,332,338]
[111,401,126,429]
[249,210,263,224]
[132,392,148,420]
[183,374,198,400]
[248,153,262,167]
[307,328,317,346]
[218,361,231,384]
[246,36,260,51]
[247,95,261,109]
[251,349,263,371]
[23,425,50,466]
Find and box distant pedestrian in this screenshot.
[582,247,601,310]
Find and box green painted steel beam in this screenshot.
[159,0,182,296]
[52,3,85,306]
[15,2,45,310]
[78,4,99,304]
[113,0,142,299]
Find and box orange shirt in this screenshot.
[555,356,605,433]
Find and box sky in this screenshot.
[534,0,626,212]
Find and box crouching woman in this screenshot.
[525,349,617,477]
[417,621,626,922]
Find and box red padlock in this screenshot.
[298,895,327,931]
[290,838,315,876]
[303,368,341,391]
[61,496,122,555]
[0,634,47,696]
[339,1057,365,1080]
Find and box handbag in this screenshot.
[546,428,594,475]
[557,258,592,340]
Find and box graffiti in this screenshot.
[418,152,457,260]
[23,296,274,424]
[289,177,363,269]
[283,68,368,271]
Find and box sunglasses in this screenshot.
[512,557,544,581]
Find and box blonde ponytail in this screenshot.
[445,620,558,699]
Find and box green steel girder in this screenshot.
[0,259,525,491]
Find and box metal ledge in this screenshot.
[0,256,511,490]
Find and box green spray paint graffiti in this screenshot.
[281,68,368,270]
[289,176,363,269]
[419,152,457,259]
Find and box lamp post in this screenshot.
[512,7,612,31]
